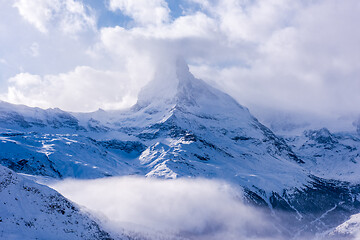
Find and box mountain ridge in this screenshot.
[1,61,360,238]
[0,165,115,239]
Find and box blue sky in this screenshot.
[0,0,359,127]
[83,0,201,28]
[84,0,132,28]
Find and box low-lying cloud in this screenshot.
[51,177,283,240]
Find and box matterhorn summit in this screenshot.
[135,58,245,115]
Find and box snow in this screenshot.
[0,165,114,239]
[323,212,360,239]
[0,59,310,197]
[0,132,141,178]
[285,128,360,183]
[1,60,360,239]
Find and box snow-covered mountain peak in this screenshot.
[134,59,183,110]
[304,127,338,144]
[3,63,360,239]
[134,58,244,116]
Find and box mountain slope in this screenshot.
[1,60,360,238]
[326,212,360,239]
[0,59,309,194]
[285,128,360,182]
[0,100,82,130]
[0,131,142,179]
[115,59,308,194]
[0,165,113,239]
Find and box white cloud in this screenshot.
[97,13,218,59]
[13,0,96,34]
[51,177,282,240]
[13,0,54,33]
[0,0,100,95]
[109,0,170,26]
[188,0,360,121]
[220,0,297,42]
[2,0,360,126]
[0,58,7,65]
[133,12,217,39]
[29,42,40,57]
[1,66,138,112]
[8,72,42,87]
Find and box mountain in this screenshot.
[326,212,360,239]
[0,60,309,192]
[0,165,113,239]
[0,100,82,130]
[1,59,360,238]
[285,128,360,182]
[0,59,308,192]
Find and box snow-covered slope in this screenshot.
[0,101,82,131]
[326,212,360,239]
[0,165,113,239]
[0,59,308,193]
[114,59,308,193]
[1,59,360,238]
[285,128,360,183]
[0,131,142,178]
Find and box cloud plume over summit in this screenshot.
[0,0,359,124]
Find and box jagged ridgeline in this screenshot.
[1,59,360,239]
